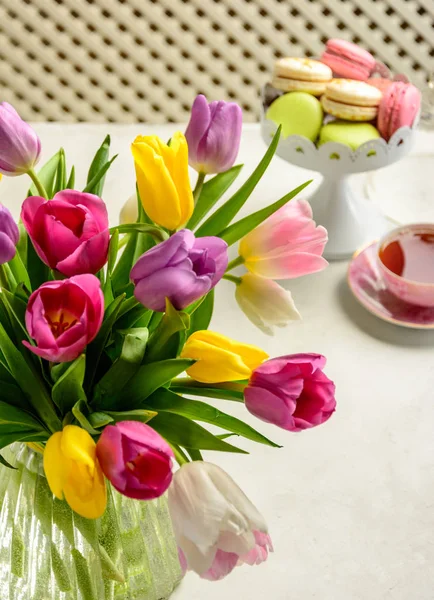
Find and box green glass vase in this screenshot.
[0,444,182,600]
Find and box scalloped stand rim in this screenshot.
[260,110,416,260]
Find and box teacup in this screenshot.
[377,224,434,307]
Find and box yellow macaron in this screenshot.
[272,58,333,96]
[321,79,383,121]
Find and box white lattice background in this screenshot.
[0,0,433,123]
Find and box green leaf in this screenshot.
[8,251,31,291]
[84,294,125,391]
[92,328,149,410]
[0,321,61,432]
[187,165,243,230]
[85,135,112,196]
[87,412,114,429]
[66,165,76,189]
[185,448,203,461]
[83,155,118,195]
[0,381,30,410]
[0,289,29,341]
[0,401,45,430]
[116,303,151,331]
[187,289,214,335]
[52,148,67,194]
[104,409,157,424]
[125,359,195,409]
[109,223,168,242]
[111,233,137,293]
[145,389,279,447]
[16,224,28,267]
[146,299,190,362]
[149,412,247,454]
[195,127,281,237]
[27,239,49,291]
[170,384,244,402]
[219,180,312,246]
[72,400,99,435]
[107,230,119,276]
[28,150,62,198]
[51,355,86,415]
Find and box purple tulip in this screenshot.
[185,95,242,174]
[0,103,41,176]
[131,229,228,311]
[0,205,19,264]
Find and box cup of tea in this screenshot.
[377,224,434,307]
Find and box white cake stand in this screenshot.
[260,111,417,260]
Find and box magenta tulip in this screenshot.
[23,274,104,363]
[245,354,336,432]
[0,103,41,176]
[131,229,228,311]
[185,95,242,174]
[21,190,109,276]
[96,421,174,500]
[0,204,19,264]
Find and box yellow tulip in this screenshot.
[131,132,194,231]
[44,425,106,519]
[180,330,269,384]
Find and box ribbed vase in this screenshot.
[0,444,182,600]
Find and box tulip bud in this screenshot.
[245,354,336,432]
[180,329,268,384]
[44,425,107,519]
[23,274,104,363]
[185,95,242,174]
[96,421,174,500]
[0,103,41,176]
[239,200,328,279]
[0,204,19,264]
[235,273,301,336]
[131,229,228,312]
[131,132,193,231]
[168,462,273,580]
[119,193,138,225]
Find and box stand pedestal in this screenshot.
[308,176,390,260]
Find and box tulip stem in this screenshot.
[27,168,49,199]
[193,172,206,203]
[226,256,244,272]
[223,273,242,285]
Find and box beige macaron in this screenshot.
[321,79,382,121]
[273,58,332,96]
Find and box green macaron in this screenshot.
[266,92,323,141]
[318,121,381,150]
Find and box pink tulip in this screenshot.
[239,199,328,279]
[21,190,109,276]
[23,274,104,363]
[0,103,41,176]
[96,421,174,500]
[245,354,336,432]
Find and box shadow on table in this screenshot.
[336,277,434,347]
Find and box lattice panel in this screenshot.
[0,0,433,123]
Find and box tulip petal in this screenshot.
[246,252,328,279]
[61,425,96,470]
[169,132,194,225]
[192,236,229,282]
[56,229,109,276]
[201,549,239,581]
[0,232,16,263]
[43,431,67,500]
[63,458,107,519]
[130,230,194,281]
[185,95,211,165]
[55,190,109,232]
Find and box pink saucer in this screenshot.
[348,243,434,329]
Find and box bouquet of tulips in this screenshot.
[0,95,336,584]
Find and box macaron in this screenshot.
[319,121,381,150]
[321,39,376,81]
[321,79,382,121]
[266,92,323,140]
[367,77,394,94]
[377,82,421,141]
[272,58,332,96]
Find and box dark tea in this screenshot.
[379,230,434,284]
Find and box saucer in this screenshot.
[347,243,434,329]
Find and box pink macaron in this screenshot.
[377,82,421,141]
[321,39,376,81]
[367,77,394,94]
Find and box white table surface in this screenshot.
[3,123,434,600]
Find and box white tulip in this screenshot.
[235,273,301,336]
[168,461,272,581]
[119,193,138,225]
